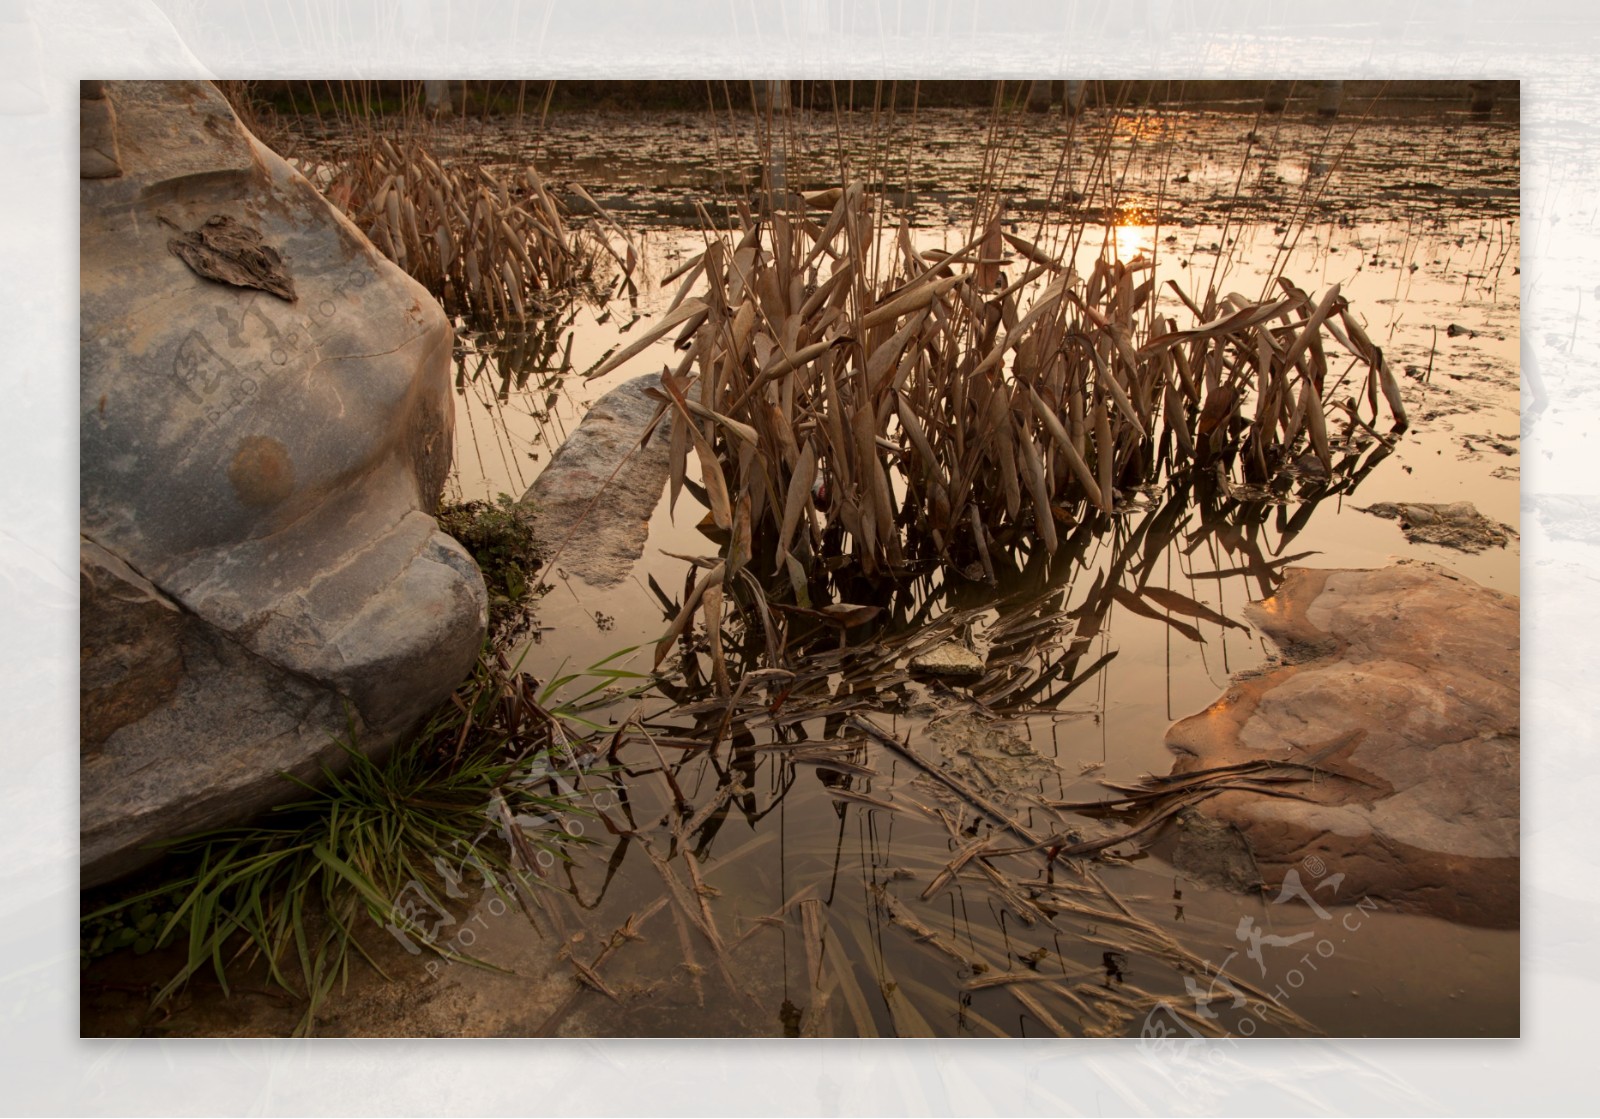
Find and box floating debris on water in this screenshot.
[1357,501,1516,552]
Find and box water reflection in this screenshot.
[449,312,583,500]
[415,116,1515,1032]
[500,424,1401,1037]
[1108,218,1157,261]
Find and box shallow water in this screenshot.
[82,104,1520,1038]
[288,103,1519,232]
[428,111,1519,1038]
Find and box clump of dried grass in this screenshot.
[593,185,1406,614]
[215,79,621,325]
[326,135,614,325]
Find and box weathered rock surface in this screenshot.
[1357,501,1515,552]
[81,81,486,885]
[80,539,184,749]
[519,374,671,587]
[1164,562,1518,927]
[79,81,122,179]
[909,642,985,679]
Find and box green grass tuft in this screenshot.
[437,493,546,637]
[82,645,648,1035]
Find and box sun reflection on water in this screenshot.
[1104,215,1157,263]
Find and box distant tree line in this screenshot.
[242,79,1516,117]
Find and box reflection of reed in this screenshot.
[448,310,584,499]
[639,421,1393,730]
[514,458,1397,1036]
[530,689,1324,1036]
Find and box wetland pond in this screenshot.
[85,102,1520,1038]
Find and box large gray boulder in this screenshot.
[1164,562,1519,927]
[80,81,487,886]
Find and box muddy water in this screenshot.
[84,107,1520,1038]
[438,114,1516,1037]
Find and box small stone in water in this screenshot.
[909,642,984,678]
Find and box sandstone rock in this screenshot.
[80,81,486,885]
[80,82,122,179]
[909,642,985,679]
[1164,562,1518,927]
[520,374,671,587]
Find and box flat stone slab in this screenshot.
[520,374,671,588]
[1164,562,1519,927]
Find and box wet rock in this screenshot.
[1165,562,1518,927]
[1169,809,1260,894]
[1356,500,1514,552]
[80,81,486,886]
[520,374,671,587]
[909,641,985,679]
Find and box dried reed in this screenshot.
[328,135,610,325]
[593,185,1406,627]
[218,79,620,325]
